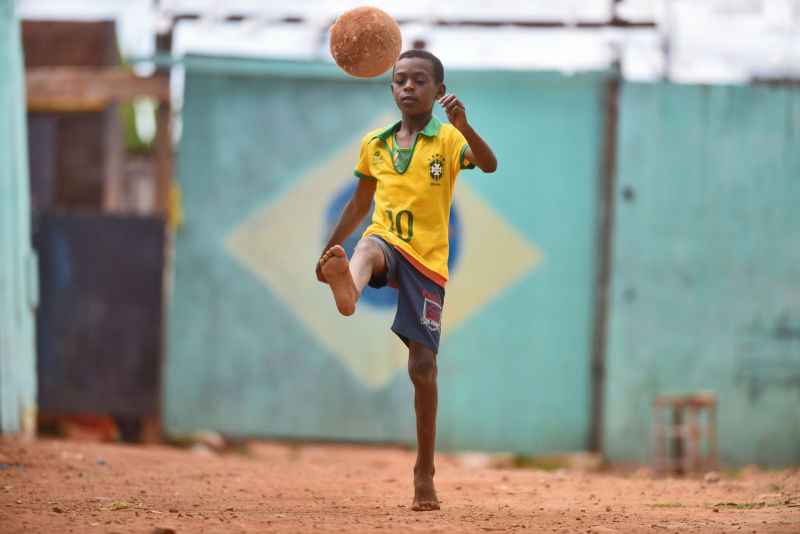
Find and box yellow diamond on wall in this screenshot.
[225,115,542,388]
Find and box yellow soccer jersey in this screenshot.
[355,116,474,287]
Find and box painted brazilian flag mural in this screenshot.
[166,57,603,453]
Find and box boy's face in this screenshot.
[391,57,445,115]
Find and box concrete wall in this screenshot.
[604,82,800,467]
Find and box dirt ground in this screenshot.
[1,437,798,534]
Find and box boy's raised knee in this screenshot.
[354,237,382,260]
[408,345,437,386]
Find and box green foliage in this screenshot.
[120,100,155,154]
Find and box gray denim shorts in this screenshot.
[366,236,445,353]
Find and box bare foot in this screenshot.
[412,473,440,512]
[319,245,358,316]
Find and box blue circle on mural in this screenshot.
[324,180,461,309]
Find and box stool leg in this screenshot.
[686,406,699,473]
[708,403,718,470]
[672,405,684,476]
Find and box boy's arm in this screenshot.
[316,177,377,282]
[440,94,497,173]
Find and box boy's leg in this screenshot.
[408,340,440,511]
[320,238,386,316]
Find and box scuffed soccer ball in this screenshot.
[330,6,402,78]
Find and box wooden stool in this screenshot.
[652,393,718,475]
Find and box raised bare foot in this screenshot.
[319,245,358,316]
[412,473,440,512]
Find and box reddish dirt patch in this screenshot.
[1,438,798,533]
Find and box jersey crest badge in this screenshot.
[428,153,445,182]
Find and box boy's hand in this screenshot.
[439,94,468,131]
[440,94,498,173]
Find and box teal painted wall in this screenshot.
[435,73,602,452]
[0,0,38,433]
[165,57,603,453]
[604,82,800,467]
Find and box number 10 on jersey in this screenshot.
[385,209,414,242]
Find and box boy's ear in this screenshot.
[436,83,446,100]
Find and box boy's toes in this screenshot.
[411,500,440,512]
[319,245,345,267]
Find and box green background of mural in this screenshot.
[0,0,37,433]
[166,56,603,453]
[604,82,800,466]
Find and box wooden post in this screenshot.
[153,10,174,444]
[588,53,621,457]
[102,106,125,212]
[154,102,172,217]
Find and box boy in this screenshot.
[316,50,497,511]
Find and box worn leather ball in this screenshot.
[330,6,402,78]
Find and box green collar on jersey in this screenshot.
[372,116,442,174]
[372,115,442,142]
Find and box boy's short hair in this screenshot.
[395,50,444,84]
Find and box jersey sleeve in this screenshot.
[354,135,373,179]
[449,127,476,185]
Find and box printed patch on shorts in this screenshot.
[420,290,442,332]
